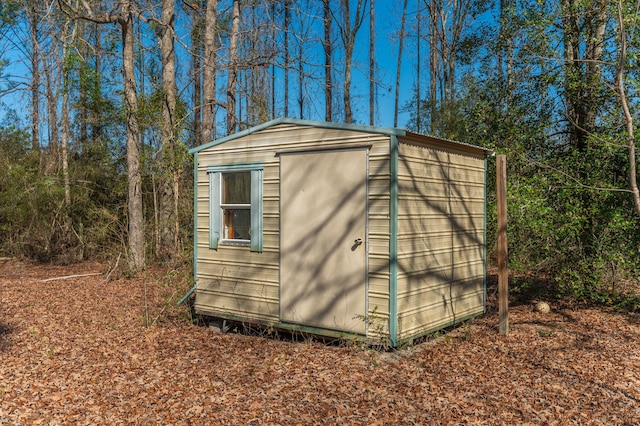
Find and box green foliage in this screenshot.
[489,136,640,306]
[68,140,129,260]
[0,123,129,262]
[0,128,67,260]
[0,0,19,25]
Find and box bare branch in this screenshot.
[529,159,633,194]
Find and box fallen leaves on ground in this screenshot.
[1,260,639,425]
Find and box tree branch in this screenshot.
[530,158,634,194]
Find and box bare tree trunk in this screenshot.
[561,0,581,146]
[428,0,437,133]
[91,24,103,148]
[616,0,640,219]
[343,37,354,123]
[505,0,513,97]
[284,0,290,117]
[297,4,305,120]
[122,10,144,272]
[341,0,351,123]
[498,0,514,109]
[422,0,470,135]
[61,89,71,206]
[191,1,203,147]
[584,0,607,134]
[226,0,240,135]
[323,0,332,122]
[394,0,408,128]
[561,0,607,150]
[77,19,88,151]
[271,2,276,119]
[339,0,367,124]
[416,6,421,133]
[368,0,374,125]
[298,37,304,118]
[61,19,78,208]
[29,7,40,152]
[44,59,59,174]
[158,0,178,261]
[202,0,218,144]
[445,0,469,105]
[58,0,145,272]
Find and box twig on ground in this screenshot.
[102,253,121,283]
[150,289,178,327]
[40,273,102,282]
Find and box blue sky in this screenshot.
[0,0,492,137]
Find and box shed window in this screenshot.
[222,172,251,241]
[208,163,263,252]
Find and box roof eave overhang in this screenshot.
[188,118,408,154]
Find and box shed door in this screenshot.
[280,149,367,334]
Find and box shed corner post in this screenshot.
[483,155,488,312]
[192,151,199,284]
[496,154,509,335]
[389,135,400,347]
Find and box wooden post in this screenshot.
[497,154,509,335]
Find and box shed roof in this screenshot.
[189,118,494,156]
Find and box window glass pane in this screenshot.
[222,172,250,204]
[223,208,251,240]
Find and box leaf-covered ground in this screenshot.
[1,260,639,425]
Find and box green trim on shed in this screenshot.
[207,162,265,173]
[483,156,488,312]
[208,172,221,249]
[250,168,264,252]
[206,162,265,252]
[389,135,399,347]
[193,152,198,282]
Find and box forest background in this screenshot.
[0,0,639,306]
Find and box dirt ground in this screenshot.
[1,260,639,425]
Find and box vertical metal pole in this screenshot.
[497,154,509,335]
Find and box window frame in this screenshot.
[220,171,251,243]
[207,163,264,252]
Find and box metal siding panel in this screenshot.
[399,177,484,199]
[198,247,279,267]
[369,178,391,196]
[398,215,485,236]
[198,278,279,300]
[397,260,485,281]
[399,198,485,216]
[399,304,484,339]
[195,291,279,322]
[396,141,486,341]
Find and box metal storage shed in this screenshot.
[189,118,492,347]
